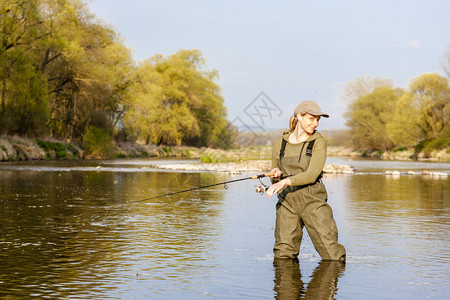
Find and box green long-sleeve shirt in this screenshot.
[271,131,326,187]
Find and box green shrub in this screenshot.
[393,146,407,152]
[115,153,127,159]
[414,137,450,157]
[67,143,78,155]
[200,154,213,163]
[416,137,450,155]
[56,151,67,159]
[37,140,66,152]
[200,152,237,163]
[436,137,450,148]
[414,140,427,154]
[83,126,114,158]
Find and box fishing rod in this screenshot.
[130,171,274,204]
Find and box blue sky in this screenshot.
[88,0,450,131]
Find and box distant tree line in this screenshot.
[0,0,231,151]
[2,1,449,155]
[233,47,450,153]
[342,49,450,154]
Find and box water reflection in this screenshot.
[273,259,345,299]
[0,169,226,298]
[0,159,449,299]
[324,173,450,297]
[0,170,130,298]
[126,172,226,272]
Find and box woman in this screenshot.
[266,100,346,261]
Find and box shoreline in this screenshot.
[149,160,356,174]
[327,146,450,162]
[1,135,449,163]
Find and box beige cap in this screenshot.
[294,100,329,118]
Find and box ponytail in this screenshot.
[289,113,305,131]
[289,114,297,132]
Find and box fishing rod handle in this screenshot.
[251,171,276,179]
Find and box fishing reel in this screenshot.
[254,178,269,195]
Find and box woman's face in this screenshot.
[298,113,320,134]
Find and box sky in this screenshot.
[88,0,450,131]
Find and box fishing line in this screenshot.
[130,172,274,204]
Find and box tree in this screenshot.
[340,75,394,105]
[386,92,422,147]
[0,0,50,135]
[0,0,135,140]
[40,0,135,141]
[440,44,450,79]
[409,73,450,140]
[345,86,402,150]
[123,49,228,147]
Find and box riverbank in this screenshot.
[0,135,275,162]
[0,136,201,161]
[327,146,450,161]
[1,135,449,162]
[150,160,355,174]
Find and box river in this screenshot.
[0,158,449,299]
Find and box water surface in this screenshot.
[0,158,449,299]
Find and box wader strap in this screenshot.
[297,139,315,163]
[281,138,314,160]
[306,139,315,157]
[279,138,287,159]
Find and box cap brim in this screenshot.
[305,111,329,118]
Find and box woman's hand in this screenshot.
[270,168,282,178]
[266,178,291,197]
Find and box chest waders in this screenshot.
[273,137,346,261]
[276,138,323,210]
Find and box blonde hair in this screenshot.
[288,113,305,131]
